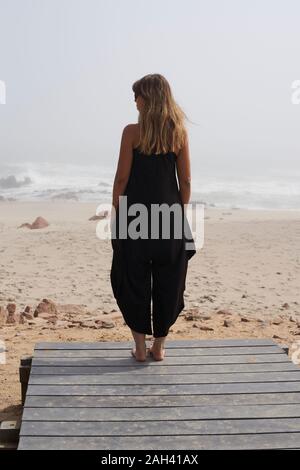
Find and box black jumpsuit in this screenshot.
[110,146,196,338]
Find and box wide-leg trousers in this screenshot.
[110,235,188,338]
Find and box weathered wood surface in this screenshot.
[18,338,300,450]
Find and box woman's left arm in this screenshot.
[112,124,134,212]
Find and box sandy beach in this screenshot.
[1,201,300,421]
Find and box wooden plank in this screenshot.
[19,418,300,436]
[28,371,300,385]
[31,353,289,367]
[34,338,277,350]
[23,392,300,408]
[21,404,300,421]
[30,362,300,375]
[17,433,300,450]
[25,382,300,396]
[33,346,283,358]
[19,338,300,451]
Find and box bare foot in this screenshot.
[149,344,165,361]
[131,346,149,362]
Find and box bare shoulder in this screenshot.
[122,123,138,138]
[121,123,136,136]
[123,123,138,131]
[123,123,140,148]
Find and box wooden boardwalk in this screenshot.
[18,338,300,450]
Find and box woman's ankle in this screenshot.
[153,336,166,348]
[131,329,146,349]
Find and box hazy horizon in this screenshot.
[1,0,300,208]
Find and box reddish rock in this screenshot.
[223,319,234,328]
[34,299,58,318]
[19,305,33,320]
[31,217,49,229]
[282,302,290,309]
[6,303,16,314]
[6,313,18,324]
[19,216,49,230]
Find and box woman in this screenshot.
[110,74,196,362]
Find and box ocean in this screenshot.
[0,161,300,210]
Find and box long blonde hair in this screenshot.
[132,74,188,155]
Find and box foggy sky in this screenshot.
[0,0,300,176]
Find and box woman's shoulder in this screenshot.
[122,123,139,135]
[120,123,139,149]
[124,123,139,130]
[127,123,140,148]
[123,123,187,155]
